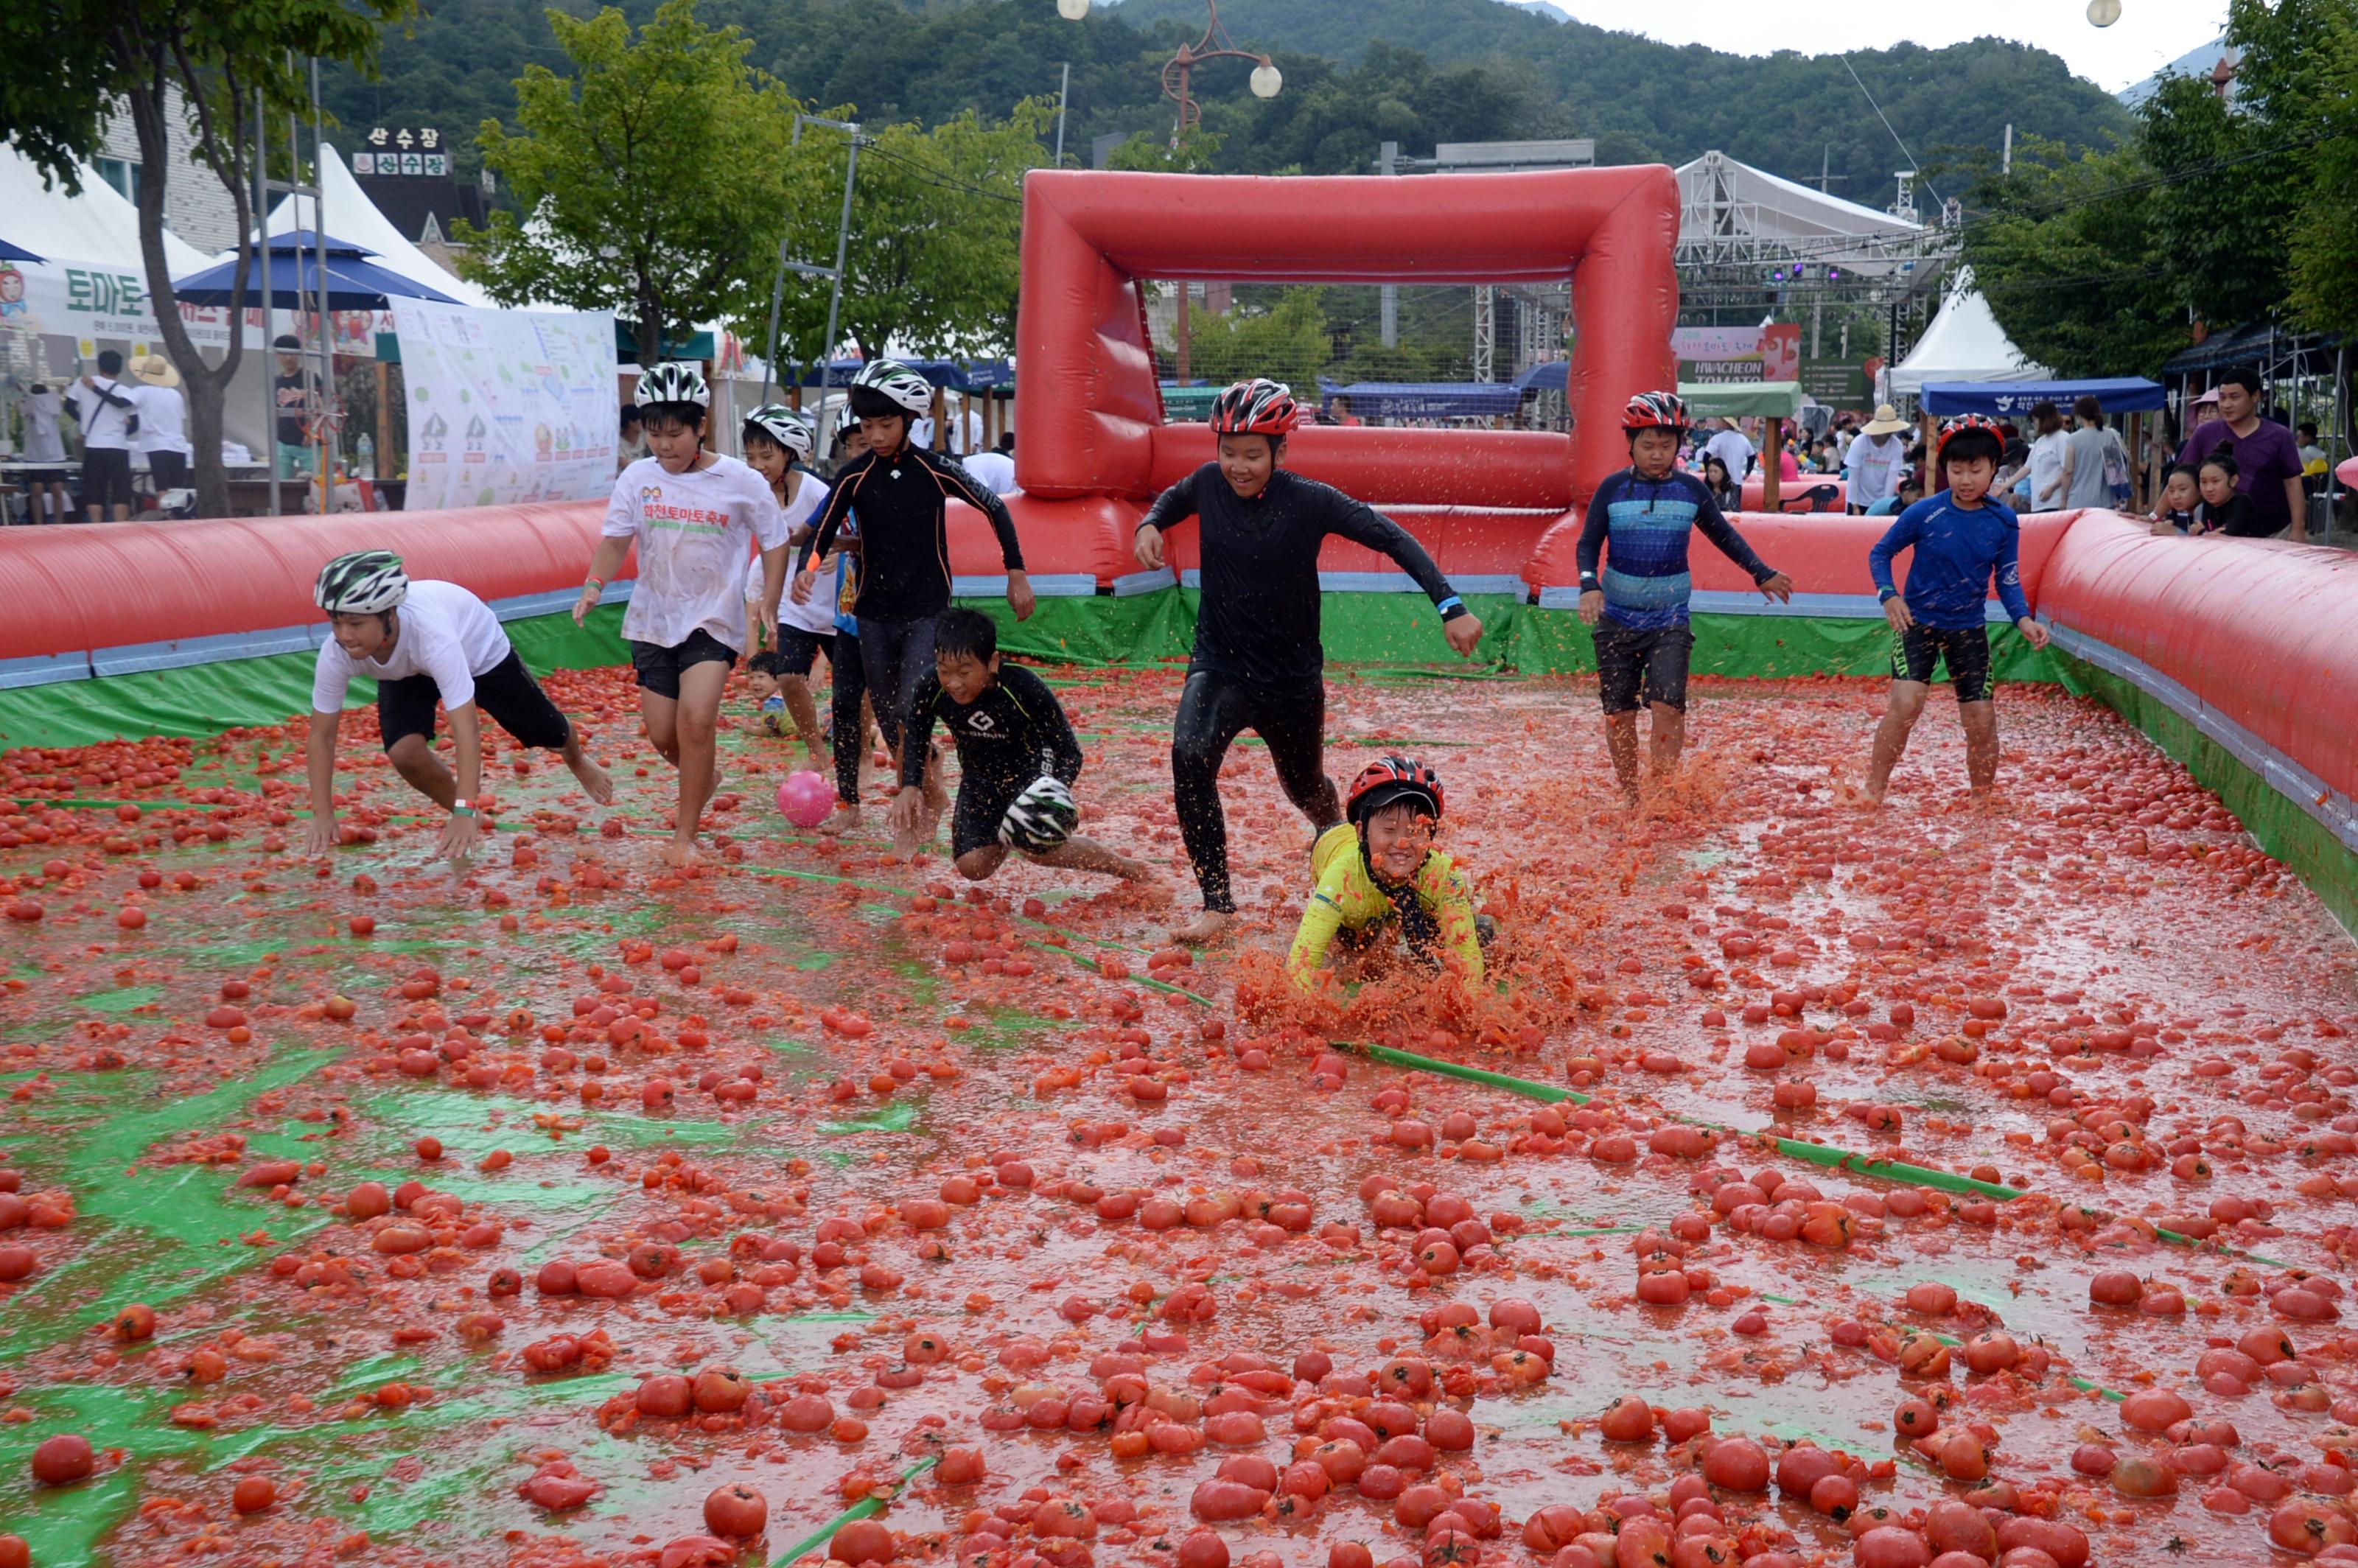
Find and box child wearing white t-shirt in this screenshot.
[738,405,833,769]
[574,363,788,866]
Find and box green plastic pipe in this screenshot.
[771,1454,940,1567]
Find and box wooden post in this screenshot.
[929,384,946,451]
[2126,411,2144,511]
[1923,413,1944,493]
[788,382,802,415]
[1761,417,1782,512]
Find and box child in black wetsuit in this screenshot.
[888,609,1155,885]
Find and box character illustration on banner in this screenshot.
[0,264,24,321]
[534,423,554,462]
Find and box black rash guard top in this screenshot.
[900,663,1082,791]
[806,444,1024,622]
[1138,464,1465,687]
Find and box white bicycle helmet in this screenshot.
[847,359,934,419]
[315,550,409,615]
[636,360,709,410]
[1000,775,1080,855]
[744,404,814,461]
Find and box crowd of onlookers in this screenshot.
[10,348,195,524]
[1683,363,2343,542]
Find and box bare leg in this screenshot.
[1647,701,1686,783]
[560,723,613,805]
[1861,682,1930,802]
[664,662,730,865]
[1959,699,2001,795]
[1026,836,1156,882]
[779,673,828,769]
[1169,908,1236,944]
[1603,711,1642,802]
[640,689,682,769]
[386,734,457,810]
[954,844,1008,881]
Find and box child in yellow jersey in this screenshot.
[1288,757,1488,991]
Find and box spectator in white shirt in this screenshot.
[64,349,139,522]
[1844,404,1911,514]
[18,384,73,524]
[1701,419,1755,486]
[131,354,192,499]
[961,433,1017,496]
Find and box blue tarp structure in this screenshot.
[1320,378,1531,421]
[172,231,460,309]
[0,237,42,263]
[1921,378,2166,416]
[782,357,1012,393]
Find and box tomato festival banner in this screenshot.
[391,298,616,512]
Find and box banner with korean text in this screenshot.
[391,298,616,511]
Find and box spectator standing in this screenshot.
[2180,366,2306,539]
[2060,396,2126,510]
[1702,417,1754,483]
[617,404,648,472]
[131,354,192,497]
[1845,404,1911,514]
[18,382,73,524]
[2022,402,2069,511]
[65,349,139,522]
[270,335,317,479]
[2298,422,2329,494]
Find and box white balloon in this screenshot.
[2087,0,2122,26]
[1250,63,1283,99]
[1056,0,1090,19]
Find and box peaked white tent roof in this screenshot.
[1674,150,1930,279]
[1888,267,2049,396]
[0,143,212,274]
[251,142,501,308]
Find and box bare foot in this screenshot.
[1168,909,1235,945]
[569,752,615,807]
[818,803,860,836]
[1110,853,1158,883]
[889,827,923,860]
[662,836,702,868]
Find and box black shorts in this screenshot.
[147,450,190,492]
[82,448,134,510]
[1592,621,1696,714]
[951,771,1030,859]
[769,626,826,678]
[628,629,738,699]
[1892,623,1993,702]
[378,649,571,753]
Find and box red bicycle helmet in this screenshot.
[1623,391,1691,434]
[1938,414,2004,457]
[1209,377,1301,438]
[1346,756,1444,827]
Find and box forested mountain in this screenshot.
[322,0,2135,206]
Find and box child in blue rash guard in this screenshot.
[1576,391,1794,802]
[1862,415,2054,802]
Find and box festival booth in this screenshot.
[1679,381,1846,514]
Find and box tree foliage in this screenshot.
[458,0,820,365]
[1179,286,1330,391]
[0,0,410,515]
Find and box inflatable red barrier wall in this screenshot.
[1659,510,2076,603]
[0,503,614,663]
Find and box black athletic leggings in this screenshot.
[1171,668,1338,913]
[830,629,870,806]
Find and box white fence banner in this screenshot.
[391,298,616,511]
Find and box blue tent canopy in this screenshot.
[172,231,459,309]
[0,237,43,263]
[1319,379,1530,421]
[1920,378,2166,416]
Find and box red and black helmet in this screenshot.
[1209,377,1301,438]
[1623,391,1691,435]
[1346,756,1444,827]
[1938,414,2004,457]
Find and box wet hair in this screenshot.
[2029,401,2063,435]
[2217,365,2262,396]
[2200,443,2239,481]
[1940,430,2004,470]
[97,349,124,375]
[934,607,998,665]
[640,402,704,435]
[747,651,786,677]
[2072,394,2102,424]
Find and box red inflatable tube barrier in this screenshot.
[1739,475,1848,513]
[1147,425,1574,511]
[0,502,615,664]
[2039,510,2358,800]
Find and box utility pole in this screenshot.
[1054,63,1071,168]
[1379,141,1398,350]
[769,115,862,454]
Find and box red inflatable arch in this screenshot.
[997,166,1682,587]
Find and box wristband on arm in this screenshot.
[1435,595,1464,620]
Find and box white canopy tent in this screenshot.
[0,143,214,276]
[252,142,501,308]
[1888,267,2049,396]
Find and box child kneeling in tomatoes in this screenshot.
[1287,757,1492,993]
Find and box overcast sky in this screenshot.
[1546,0,2229,91]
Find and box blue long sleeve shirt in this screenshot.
[1868,494,2032,630]
[1575,469,1776,631]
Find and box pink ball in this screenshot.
[777,770,834,827]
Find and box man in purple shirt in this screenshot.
[2178,365,2306,539]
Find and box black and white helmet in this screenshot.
[636,360,709,410]
[1000,775,1080,855]
[847,359,934,419]
[315,549,408,615]
[744,403,814,461]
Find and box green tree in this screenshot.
[2269,0,2358,337]
[772,100,1051,364]
[458,0,819,366]
[2138,73,2298,332]
[1180,287,1330,391]
[0,0,411,516]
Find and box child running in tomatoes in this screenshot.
[1287,758,1491,993]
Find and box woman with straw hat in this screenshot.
[130,353,192,500]
[1845,403,1911,514]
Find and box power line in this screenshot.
[1840,53,1939,208]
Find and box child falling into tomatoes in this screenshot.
[1287,757,1494,993]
